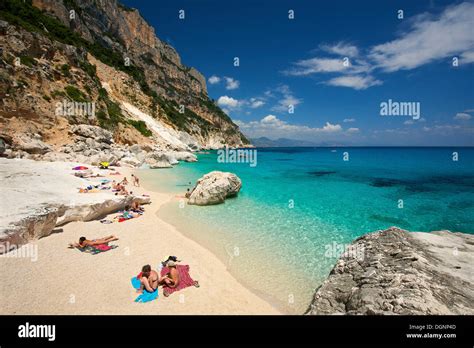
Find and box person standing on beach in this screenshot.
[131,174,140,187]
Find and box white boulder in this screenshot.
[188,171,242,206]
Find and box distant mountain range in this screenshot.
[250,137,339,147]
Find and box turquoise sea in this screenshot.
[139,147,474,313]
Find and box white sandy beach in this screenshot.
[0,164,280,315]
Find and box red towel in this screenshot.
[95,244,112,251]
[160,265,196,296]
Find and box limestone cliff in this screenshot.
[306,227,474,315]
[0,0,248,157]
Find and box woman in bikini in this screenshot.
[68,235,118,249]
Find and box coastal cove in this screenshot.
[140,147,474,313]
[0,159,280,315]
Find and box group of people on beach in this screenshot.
[137,262,178,296]
[67,166,202,299]
[137,257,200,296]
[112,175,140,195]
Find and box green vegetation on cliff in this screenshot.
[0,0,247,144]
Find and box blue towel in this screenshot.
[131,277,158,303]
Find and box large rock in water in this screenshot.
[188,171,242,205]
[306,227,474,315]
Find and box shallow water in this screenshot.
[139,147,474,313]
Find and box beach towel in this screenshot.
[72,166,89,170]
[117,211,141,222]
[76,244,117,255]
[160,265,198,296]
[131,276,158,303]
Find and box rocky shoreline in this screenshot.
[0,158,151,252]
[0,124,198,169]
[306,227,474,315]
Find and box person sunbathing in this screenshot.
[130,200,144,212]
[159,261,180,291]
[118,187,129,195]
[121,177,129,185]
[138,264,159,293]
[68,235,118,249]
[112,181,122,190]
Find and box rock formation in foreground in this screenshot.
[188,171,242,206]
[306,227,474,315]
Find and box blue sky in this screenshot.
[122,0,474,145]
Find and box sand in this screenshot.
[0,165,280,315]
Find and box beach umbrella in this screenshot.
[100,161,110,169]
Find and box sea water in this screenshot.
[139,147,474,313]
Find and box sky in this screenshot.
[122,0,474,146]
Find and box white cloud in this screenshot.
[325,75,382,90]
[454,112,472,120]
[404,120,414,125]
[269,85,302,112]
[283,2,474,90]
[284,58,349,76]
[369,2,474,72]
[217,96,240,108]
[460,51,474,63]
[208,75,221,84]
[343,118,356,123]
[284,57,371,76]
[235,115,355,140]
[249,98,265,108]
[207,75,240,90]
[224,77,240,90]
[320,42,359,57]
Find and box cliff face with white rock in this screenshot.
[0,158,150,252]
[0,0,249,166]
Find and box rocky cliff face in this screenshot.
[0,0,248,160]
[306,227,474,315]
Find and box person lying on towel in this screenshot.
[159,260,180,288]
[130,201,144,213]
[68,235,119,249]
[137,264,159,293]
